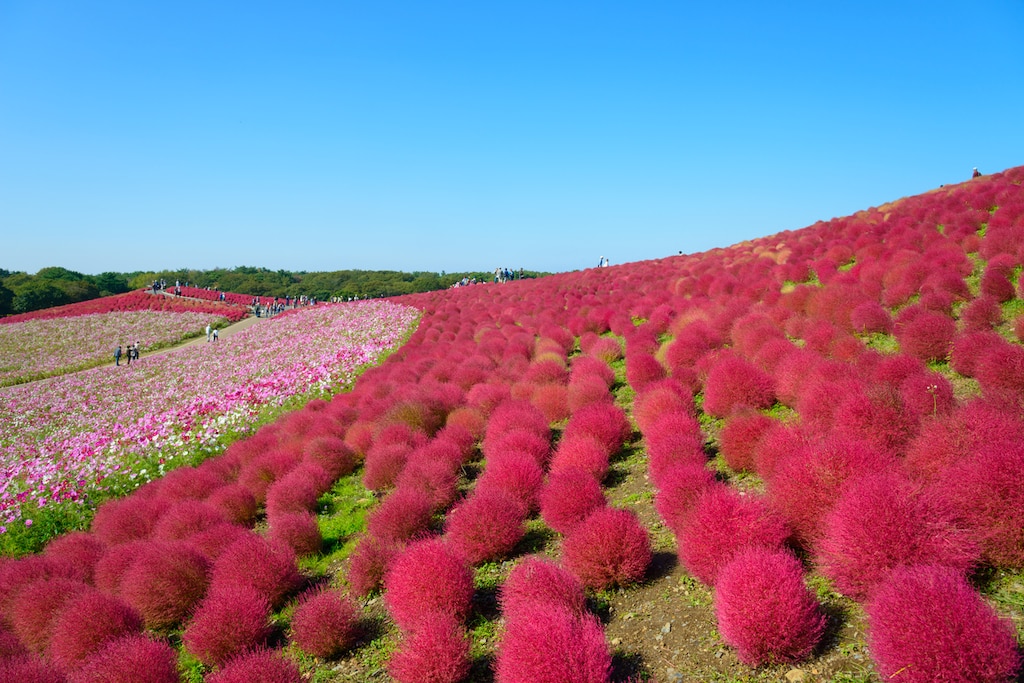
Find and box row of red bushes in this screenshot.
[0,290,249,325]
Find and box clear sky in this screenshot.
[1,1,1022,276]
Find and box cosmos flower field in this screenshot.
[1,167,1023,682]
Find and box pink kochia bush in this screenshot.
[118,540,211,630]
[267,511,323,557]
[714,548,825,666]
[653,462,718,535]
[346,535,400,597]
[701,353,776,418]
[444,488,526,565]
[205,648,303,683]
[563,402,631,457]
[182,583,271,667]
[499,556,587,623]
[9,577,90,654]
[816,472,979,600]
[290,589,360,659]
[866,565,1021,683]
[69,634,179,683]
[383,538,474,631]
[561,507,651,590]
[539,468,607,535]
[387,612,471,683]
[677,487,791,586]
[47,589,143,671]
[209,534,303,609]
[495,606,611,683]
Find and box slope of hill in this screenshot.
[1,167,1022,682]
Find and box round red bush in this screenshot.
[48,590,142,671]
[118,540,210,630]
[362,442,412,492]
[896,309,955,362]
[644,411,706,482]
[152,500,230,541]
[206,484,259,526]
[290,589,360,659]
[209,534,303,609]
[866,565,1020,683]
[495,605,611,683]
[653,462,718,535]
[499,556,587,623]
[267,511,323,557]
[205,648,303,683]
[625,352,665,391]
[387,612,471,683]
[566,374,612,412]
[383,538,474,632]
[474,454,543,513]
[303,435,357,481]
[548,433,609,481]
[41,533,105,585]
[69,634,179,683]
[849,300,893,334]
[265,464,329,516]
[345,535,399,598]
[816,472,979,600]
[366,486,435,545]
[561,507,651,590]
[10,578,90,654]
[0,655,66,683]
[702,354,776,418]
[444,488,526,565]
[934,441,1024,567]
[677,487,791,586]
[718,410,775,473]
[564,403,631,456]
[714,548,825,666]
[182,583,271,667]
[766,437,898,547]
[539,468,606,535]
[90,496,169,546]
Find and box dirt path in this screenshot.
[141,314,263,359]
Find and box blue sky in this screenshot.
[1,2,1022,275]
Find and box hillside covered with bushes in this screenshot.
[2,167,1023,682]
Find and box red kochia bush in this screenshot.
[290,589,360,659]
[10,578,90,653]
[653,463,718,535]
[849,300,893,334]
[567,374,612,412]
[625,352,666,391]
[205,648,303,683]
[304,435,357,481]
[362,442,412,492]
[387,613,471,683]
[530,383,570,423]
[445,488,526,565]
[265,464,329,516]
[366,486,435,544]
[383,538,474,631]
[539,468,607,535]
[564,402,631,456]
[267,511,323,557]
[152,500,230,541]
[717,410,775,473]
[69,634,179,683]
[766,437,897,546]
[935,442,1024,567]
[961,295,1004,331]
[209,534,303,609]
[702,354,776,418]
[346,535,400,597]
[118,540,210,631]
[632,379,692,433]
[714,548,825,666]
[0,655,66,683]
[561,507,651,590]
[181,583,271,667]
[41,533,105,585]
[90,496,169,545]
[206,483,259,526]
[548,433,610,481]
[48,590,142,671]
[677,487,791,586]
[644,411,706,482]
[474,454,543,513]
[975,342,1024,407]
[495,606,612,683]
[896,309,956,362]
[499,556,587,623]
[816,472,979,600]
[866,565,1021,683]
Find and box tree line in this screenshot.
[0,266,549,317]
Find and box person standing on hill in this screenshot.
[114,345,122,366]
[973,167,982,178]
[206,323,212,342]
[212,328,219,342]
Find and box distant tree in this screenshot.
[0,282,13,315]
[92,272,131,296]
[12,280,71,312]
[35,266,87,281]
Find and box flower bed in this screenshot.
[0,310,226,386]
[0,290,248,325]
[0,301,418,538]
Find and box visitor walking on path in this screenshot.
[206,323,212,342]
[114,345,122,366]
[212,329,219,342]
